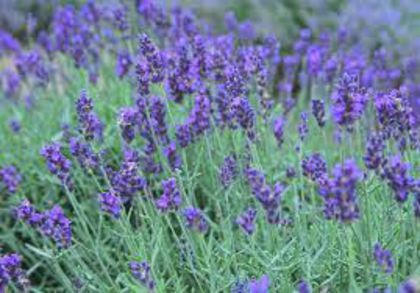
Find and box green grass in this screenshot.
[1,53,419,292]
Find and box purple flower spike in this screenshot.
[75,90,103,141]
[183,207,208,233]
[40,143,72,187]
[373,243,394,274]
[0,253,29,292]
[163,142,182,171]
[155,178,182,213]
[130,261,155,291]
[236,208,257,235]
[297,280,312,293]
[311,99,326,128]
[383,155,415,203]
[41,205,72,248]
[301,153,328,183]
[219,155,238,188]
[116,51,132,79]
[248,274,270,293]
[0,165,22,194]
[363,133,385,172]
[99,191,122,218]
[273,117,285,147]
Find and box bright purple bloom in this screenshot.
[69,137,99,170]
[8,119,20,133]
[383,155,415,202]
[219,155,238,187]
[311,99,326,128]
[248,274,270,293]
[188,93,211,137]
[148,97,169,145]
[164,142,182,171]
[301,153,328,183]
[183,207,208,233]
[246,168,284,224]
[110,149,147,201]
[99,191,122,218]
[0,253,29,292]
[1,69,21,97]
[321,160,362,222]
[129,261,155,291]
[331,73,367,130]
[363,133,385,171]
[0,166,21,194]
[139,34,164,83]
[41,205,72,248]
[40,143,72,187]
[298,112,309,141]
[155,178,182,212]
[175,124,192,148]
[75,90,103,141]
[236,208,257,235]
[273,117,285,147]
[297,280,312,293]
[232,97,256,140]
[307,45,323,77]
[116,51,132,79]
[118,106,138,143]
[373,243,394,274]
[0,30,21,54]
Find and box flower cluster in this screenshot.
[182,207,208,233]
[75,90,103,141]
[155,178,182,212]
[129,261,155,291]
[373,243,394,274]
[40,143,72,187]
[0,165,21,194]
[15,200,72,248]
[0,253,29,292]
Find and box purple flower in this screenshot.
[69,137,99,170]
[232,97,255,140]
[248,274,270,293]
[8,119,21,133]
[273,117,285,147]
[298,112,309,141]
[363,133,385,171]
[110,149,147,201]
[297,280,312,293]
[41,205,72,248]
[307,45,323,77]
[116,51,132,79]
[148,97,169,145]
[219,155,238,188]
[1,69,21,97]
[0,166,21,194]
[311,99,326,128]
[139,34,164,83]
[164,142,182,171]
[0,253,29,292]
[99,191,122,218]
[0,30,21,54]
[398,279,418,293]
[175,124,192,148]
[236,208,257,235]
[321,160,362,222]
[118,106,138,143]
[40,143,72,187]
[129,261,155,291]
[373,243,394,274]
[246,168,284,224]
[188,93,211,138]
[155,178,182,213]
[75,90,103,141]
[301,153,328,183]
[183,207,208,233]
[16,200,72,248]
[331,73,367,130]
[383,155,415,202]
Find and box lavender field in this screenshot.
[0,0,420,292]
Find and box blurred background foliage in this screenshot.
[1,0,420,53]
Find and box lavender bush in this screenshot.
[0,0,419,292]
